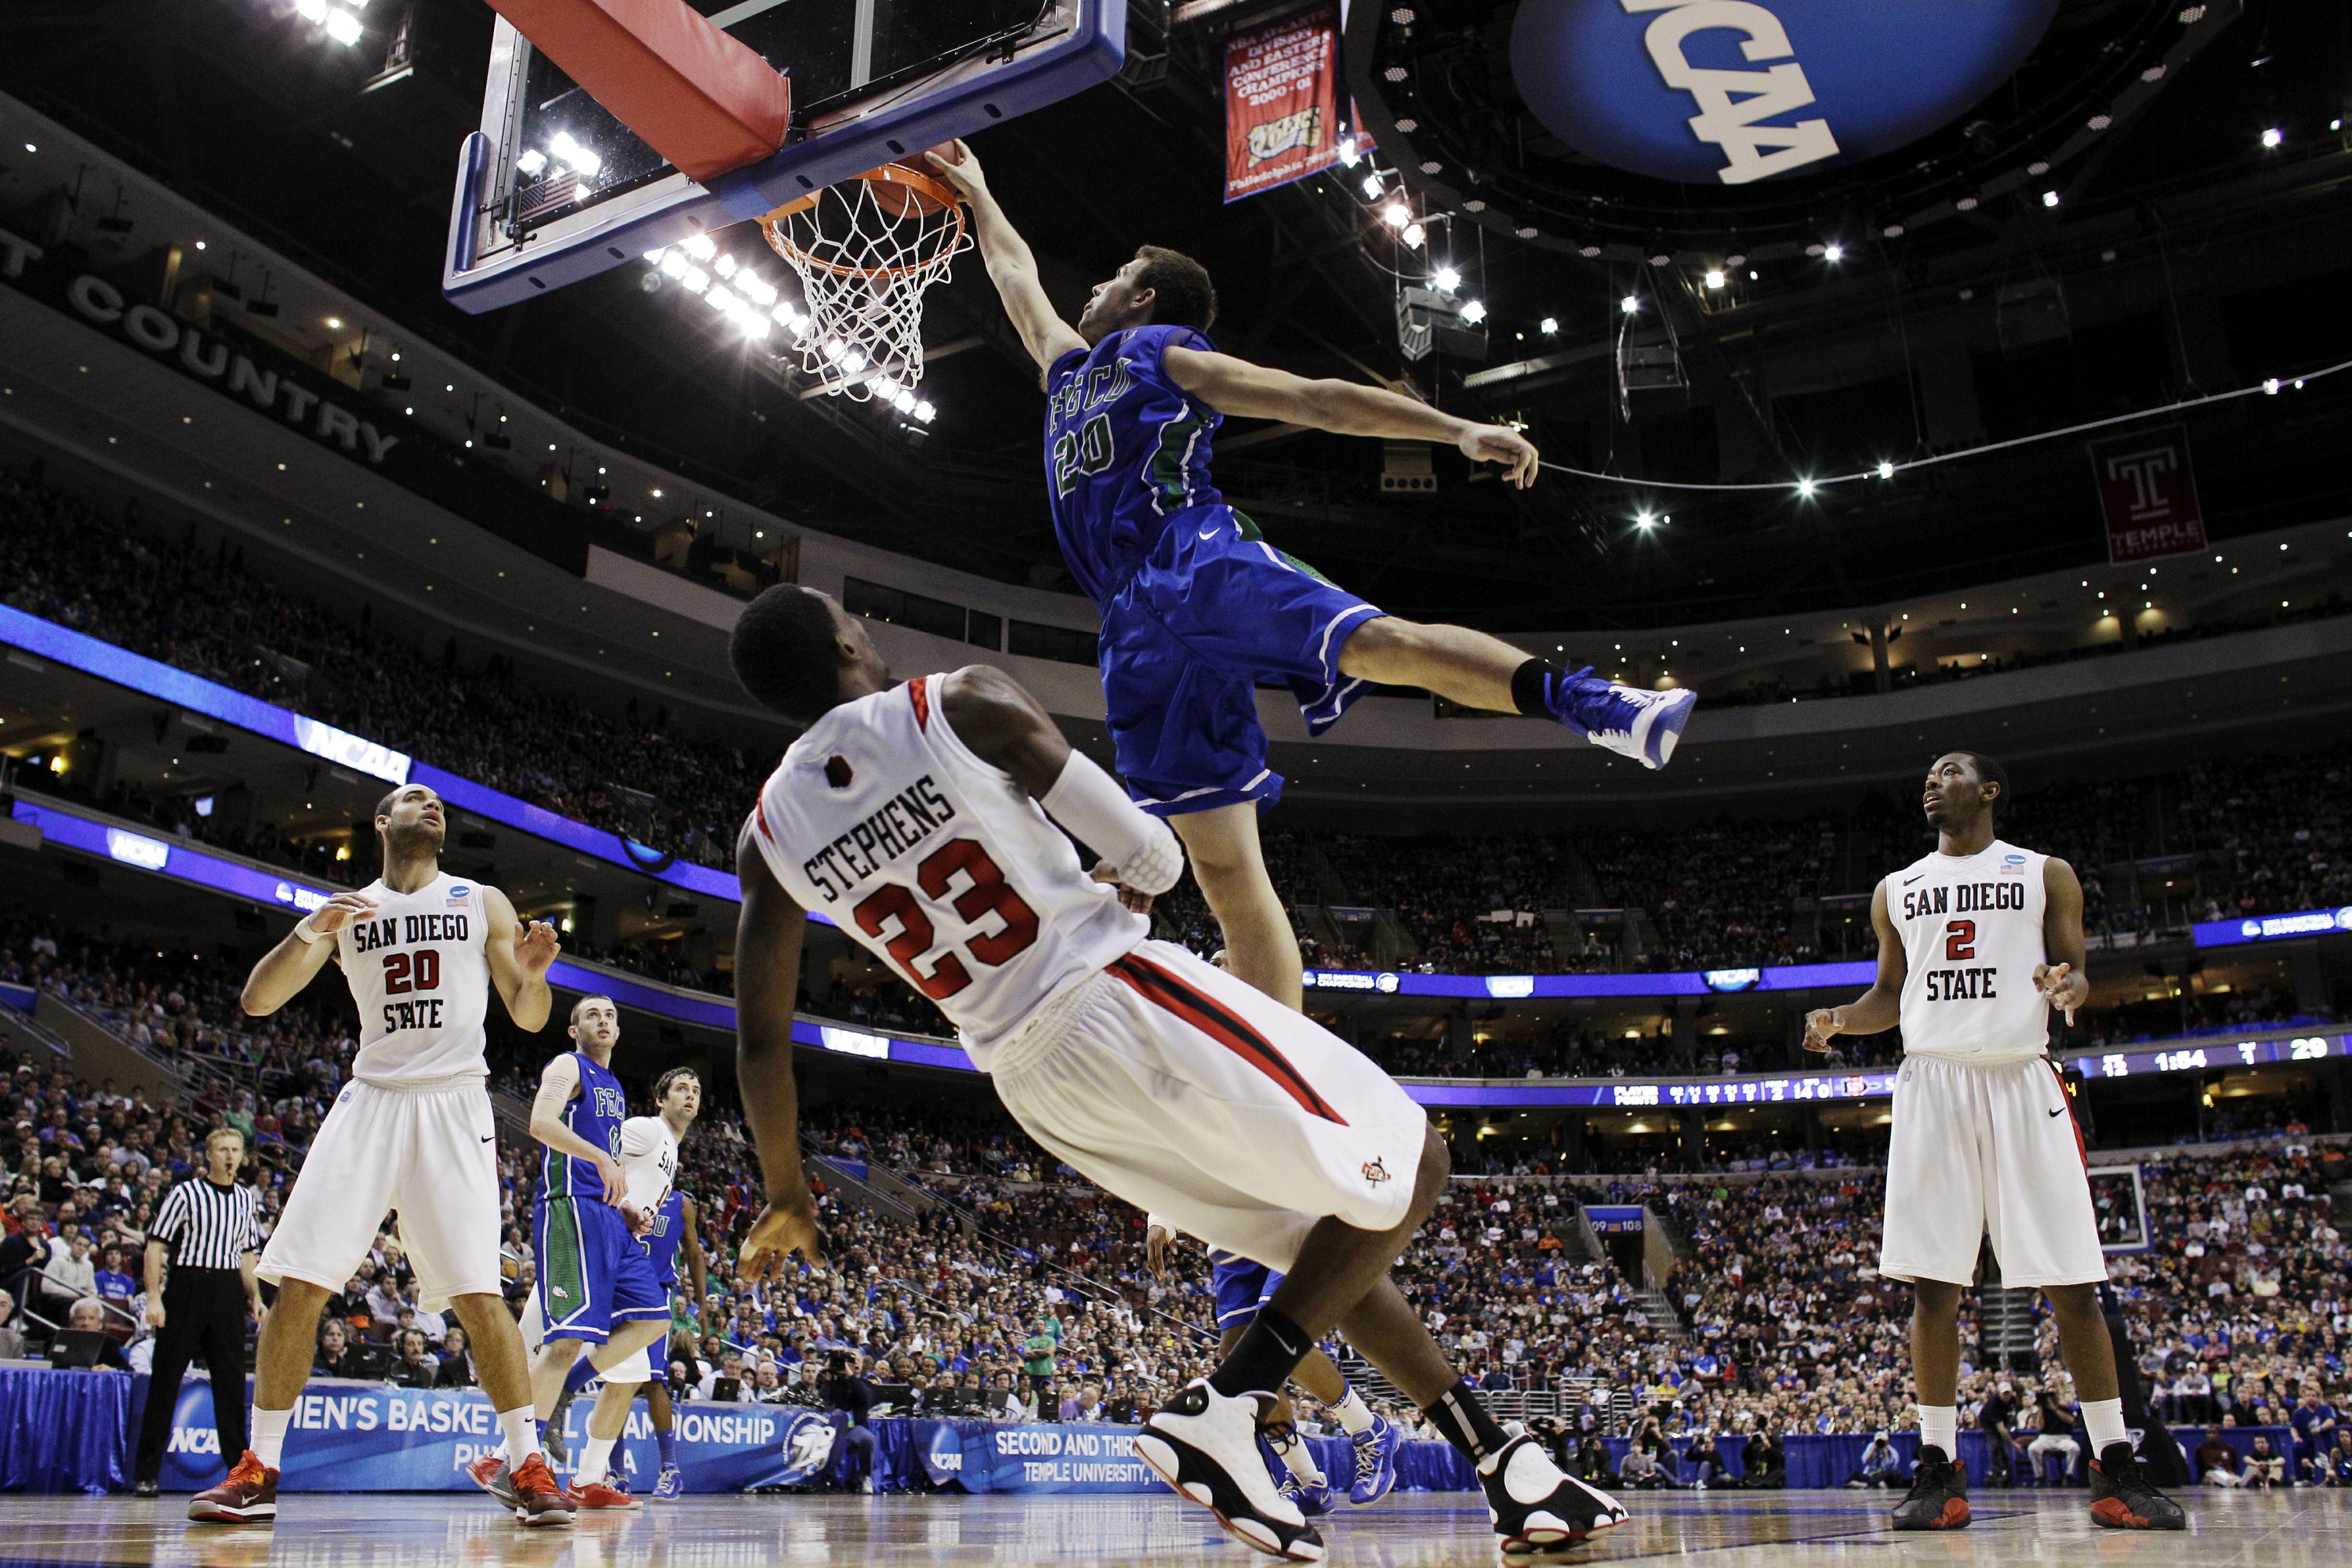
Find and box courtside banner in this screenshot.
[1225,6,1341,201]
[153,1376,839,1493]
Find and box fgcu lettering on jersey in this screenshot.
[800,775,957,903]
[1509,0,2061,185]
[544,1053,630,1199]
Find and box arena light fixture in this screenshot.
[1635,510,1656,528]
[1540,316,1559,335]
[1401,223,1426,249]
[1432,265,1461,293]
[516,148,548,177]
[913,400,937,423]
[325,8,362,45]
[1361,172,1383,199]
[1382,201,1410,228]
[892,390,917,414]
[705,285,737,314]
[2042,190,2060,208]
[1797,477,1818,498]
[678,265,709,294]
[1459,299,1486,325]
[1822,242,1845,263]
[548,130,601,178]
[1620,295,1639,315]
[296,0,326,20]
[1703,269,1726,289]
[2261,127,2283,148]
[682,233,717,262]
[1338,137,1361,169]
[1876,460,1895,479]
[713,252,738,278]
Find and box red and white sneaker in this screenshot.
[188,1450,279,1524]
[572,1477,643,1512]
[466,1454,521,1509]
[510,1453,577,1527]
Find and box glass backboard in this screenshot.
[445,0,1121,312]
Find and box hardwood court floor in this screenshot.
[0,1488,2339,1568]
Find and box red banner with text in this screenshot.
[1225,7,1341,202]
[2089,424,2207,564]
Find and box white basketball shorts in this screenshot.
[259,1078,505,1310]
[982,940,1428,1273]
[1878,1053,2107,1290]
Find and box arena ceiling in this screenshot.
[2,0,2349,633]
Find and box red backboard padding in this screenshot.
[486,0,789,183]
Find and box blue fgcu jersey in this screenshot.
[540,1051,627,1200]
[643,1188,688,1287]
[1043,325,1224,604]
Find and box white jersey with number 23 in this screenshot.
[746,676,1146,1058]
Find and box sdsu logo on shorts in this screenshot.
[1362,1157,1392,1186]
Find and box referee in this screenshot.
[132,1126,264,1496]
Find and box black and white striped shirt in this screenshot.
[150,1178,262,1272]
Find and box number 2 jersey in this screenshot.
[334,871,494,1086]
[745,675,1148,1060]
[1888,839,2053,1062]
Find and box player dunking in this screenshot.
[1805,753,2183,1532]
[720,584,1625,1561]
[926,142,1695,1014]
[486,996,673,1510]
[198,784,574,1526]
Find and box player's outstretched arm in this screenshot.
[734,818,822,1276]
[923,142,1087,373]
[940,665,1182,908]
[239,891,372,1015]
[483,884,558,1031]
[1803,880,1907,1051]
[2034,857,2091,1025]
[528,1053,630,1203]
[1163,346,1539,488]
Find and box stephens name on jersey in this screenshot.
[797,775,957,905]
[1889,840,2052,1061]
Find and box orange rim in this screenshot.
[757,163,967,281]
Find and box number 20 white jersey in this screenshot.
[333,870,494,1086]
[1888,838,2052,1062]
[745,676,1148,1058]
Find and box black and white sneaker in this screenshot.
[1480,1435,1629,1559]
[1135,1381,1324,1562]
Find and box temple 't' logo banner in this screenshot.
[1225,6,1341,201]
[2089,425,2206,565]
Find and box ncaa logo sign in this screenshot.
[1511,0,2060,184]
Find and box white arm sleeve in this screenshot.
[1038,750,1184,896]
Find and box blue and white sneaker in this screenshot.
[1348,1413,1402,1505]
[650,1464,685,1501]
[1543,666,1695,770]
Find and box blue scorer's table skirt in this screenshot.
[0,1368,2293,1497]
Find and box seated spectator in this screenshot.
[60,1298,129,1370]
[2325,1428,2352,1489]
[391,1329,441,1389]
[0,1287,22,1360]
[1848,1432,1902,1488]
[313,1319,364,1378]
[1742,1431,1786,1490]
[2243,1435,2286,1490]
[435,1325,477,1389]
[1683,1429,1726,1489]
[1573,1432,1616,1485]
[38,1230,96,1322]
[1617,1445,1668,1490]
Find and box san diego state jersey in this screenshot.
[1043,324,1224,604]
[746,676,1147,1058]
[1889,839,2053,1061]
[336,871,492,1086]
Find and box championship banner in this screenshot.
[916,1420,1158,1493]
[2089,424,2206,564]
[152,1375,841,1493]
[1225,6,1341,201]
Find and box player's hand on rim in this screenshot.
[514,918,561,975]
[741,1194,823,1280]
[2032,961,2086,1025]
[1458,423,1540,489]
[921,140,982,199]
[1801,1006,1845,1054]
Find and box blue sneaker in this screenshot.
[1280,1469,1339,1518]
[1544,666,1695,770]
[650,1464,685,1501]
[1349,1413,1402,1505]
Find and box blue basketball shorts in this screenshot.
[1099,505,1384,818]
[1208,1249,1286,1332]
[534,1196,669,1345]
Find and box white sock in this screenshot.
[498,1406,542,1466]
[1918,1406,1958,1457]
[2081,1398,2126,1454]
[1332,1389,1375,1436]
[251,1406,292,1472]
[1269,1425,1324,1486]
[581,1435,617,1486]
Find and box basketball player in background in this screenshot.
[926,140,1694,1018]
[490,996,673,1510]
[722,584,1625,1562]
[564,1067,706,1501]
[199,784,574,1526]
[1805,753,2183,1531]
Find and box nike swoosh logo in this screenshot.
[481,1134,496,1143]
[2047,1109,2065,1119]
[1902,875,1926,887]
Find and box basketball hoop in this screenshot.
[757,163,969,402]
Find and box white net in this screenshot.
[759,166,970,404]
